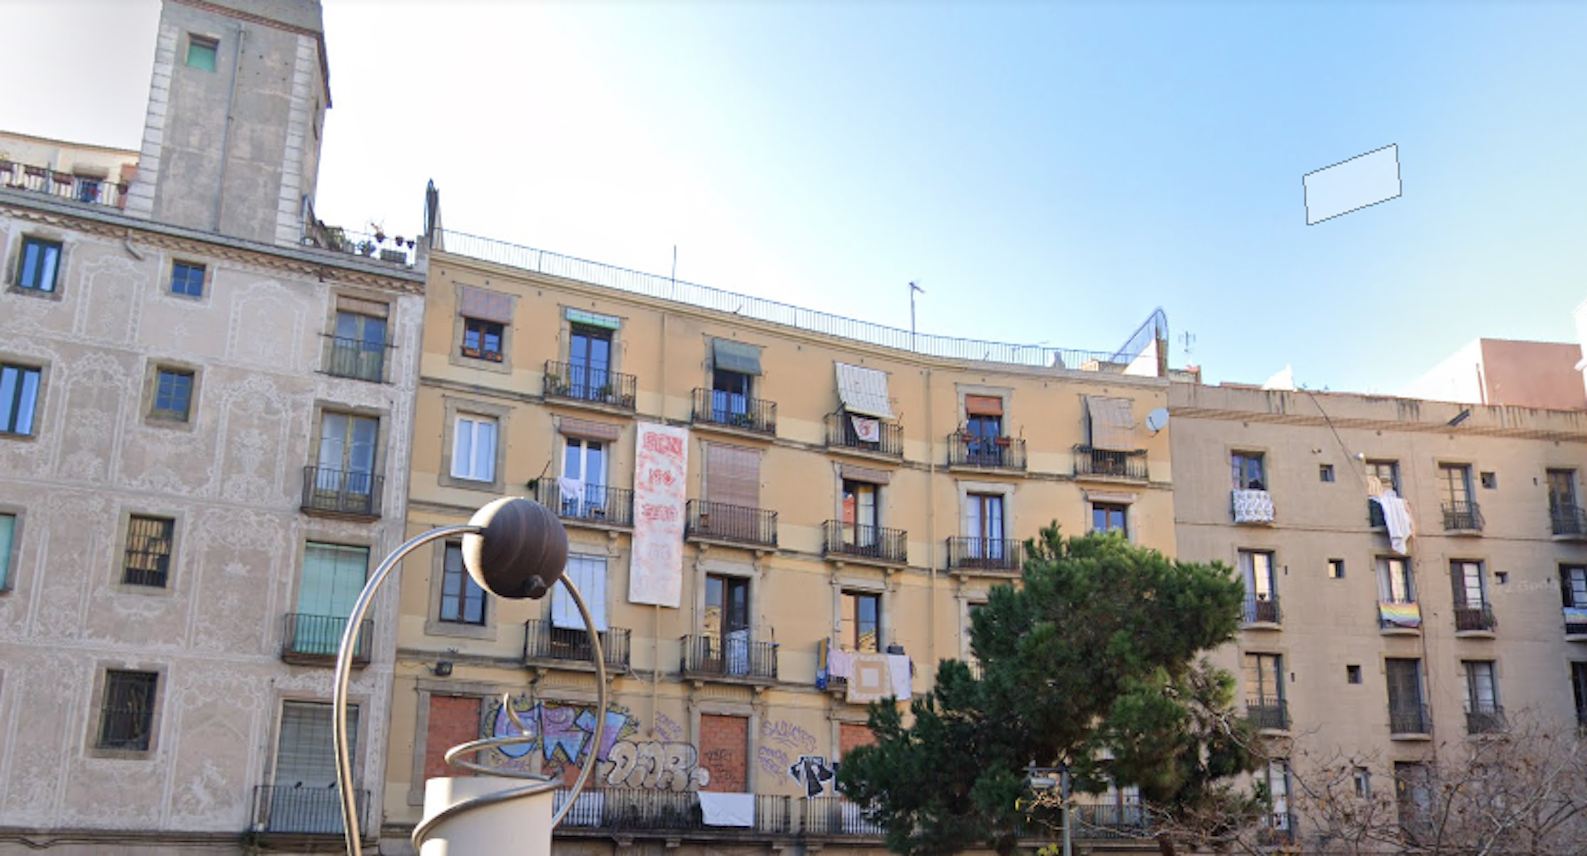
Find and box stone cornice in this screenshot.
[1172,405,1587,443]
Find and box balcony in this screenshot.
[281,613,372,667]
[947,432,1026,471]
[553,789,861,838]
[822,521,908,567]
[1466,704,1507,735]
[523,619,631,672]
[301,201,416,266]
[1073,445,1148,481]
[322,335,387,382]
[0,160,130,209]
[1231,489,1275,525]
[1442,500,1484,533]
[1552,504,1587,539]
[252,784,367,837]
[685,500,778,549]
[1453,604,1496,635]
[300,466,383,519]
[1241,596,1281,628]
[1245,696,1289,732]
[1565,606,1587,639]
[1378,600,1422,632]
[544,360,637,410]
[1389,704,1432,737]
[690,388,776,436]
[945,537,1023,575]
[533,480,634,529]
[1255,816,1296,847]
[825,412,903,459]
[680,634,778,684]
[801,797,887,837]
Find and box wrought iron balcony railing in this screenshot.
[301,466,383,518]
[1466,704,1507,735]
[322,335,387,382]
[543,360,636,409]
[0,160,130,208]
[680,633,778,682]
[1389,704,1432,736]
[1242,596,1281,626]
[1442,500,1484,532]
[1073,445,1148,480]
[1552,504,1587,537]
[824,412,904,458]
[1453,604,1496,633]
[823,521,908,565]
[691,388,776,435]
[685,500,777,548]
[533,480,634,528]
[281,613,372,666]
[802,797,887,837]
[1245,695,1289,731]
[945,536,1022,574]
[523,619,631,671]
[253,784,368,835]
[947,432,1026,470]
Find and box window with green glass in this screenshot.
[186,35,218,71]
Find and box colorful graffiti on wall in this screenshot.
[483,697,709,791]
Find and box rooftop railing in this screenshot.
[301,200,416,266]
[0,161,130,209]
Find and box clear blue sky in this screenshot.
[5,1,1584,393]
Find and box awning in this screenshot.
[565,307,621,330]
[836,362,893,419]
[459,286,513,324]
[712,339,762,376]
[1086,396,1137,451]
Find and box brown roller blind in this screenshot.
[965,395,1003,416]
[337,295,389,318]
[840,464,891,485]
[705,444,761,509]
[458,286,514,324]
[557,417,621,442]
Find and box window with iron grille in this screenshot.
[97,670,158,751]
[439,542,485,625]
[124,516,174,588]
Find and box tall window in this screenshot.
[1092,502,1127,536]
[296,543,369,655]
[151,368,195,422]
[1571,662,1587,726]
[842,590,881,652]
[1395,762,1433,837]
[967,493,1005,558]
[1439,464,1474,504]
[706,573,751,676]
[450,415,497,483]
[1,364,42,436]
[965,406,1004,466]
[568,323,612,398]
[1386,658,1426,732]
[561,437,606,516]
[269,701,358,833]
[711,366,752,421]
[317,412,378,498]
[332,307,387,381]
[1378,556,1416,604]
[1244,653,1283,704]
[551,554,609,632]
[1563,565,1587,609]
[17,237,62,292]
[0,512,15,589]
[1261,760,1291,834]
[1451,560,1486,607]
[169,261,205,297]
[124,516,174,588]
[185,34,218,71]
[842,479,880,546]
[97,670,158,751]
[1239,550,1278,623]
[1550,469,1579,513]
[461,318,504,362]
[1232,451,1266,490]
[1464,660,1499,714]
[438,542,485,626]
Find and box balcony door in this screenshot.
[333,308,386,381]
[706,574,750,675]
[842,480,880,548]
[1378,557,1415,604]
[966,493,1005,560]
[297,543,369,656]
[1451,561,1486,609]
[1564,566,1587,609]
[568,324,612,399]
[316,413,377,504]
[1440,464,1474,506]
[1386,658,1424,723]
[965,402,1004,467]
[269,701,357,833]
[1465,661,1498,715]
[562,438,607,518]
[1549,470,1578,513]
[711,367,752,422]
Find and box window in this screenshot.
[97,670,158,751]
[294,543,369,656]
[461,317,504,362]
[968,493,1006,557]
[1378,556,1415,604]
[438,542,485,626]
[1260,760,1291,834]
[1395,762,1433,837]
[1353,767,1372,798]
[1562,565,1587,610]
[1479,471,1497,490]
[1572,662,1587,726]
[1464,660,1499,719]
[1549,469,1579,513]
[842,479,880,546]
[842,591,881,653]
[151,368,194,421]
[268,701,358,831]
[1319,464,1335,483]
[1092,502,1127,536]
[1366,459,1401,493]
[124,516,174,588]
[75,178,102,204]
[560,437,607,516]
[964,404,1005,466]
[16,237,62,292]
[1243,652,1284,708]
[330,306,387,382]
[186,34,218,71]
[1451,560,1487,608]
[568,323,613,398]
[315,412,378,502]
[1386,658,1427,733]
[1232,451,1266,490]
[711,365,753,421]
[0,512,15,589]
[450,415,497,482]
[705,574,752,675]
[551,553,609,631]
[169,261,205,297]
[1,364,41,436]
[1328,558,1346,579]
[1238,550,1278,622]
[1439,464,1479,530]
[1347,664,1362,684]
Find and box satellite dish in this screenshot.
[1145,408,1170,434]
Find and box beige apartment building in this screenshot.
[1171,382,1587,844]
[0,1,426,852]
[380,224,1177,854]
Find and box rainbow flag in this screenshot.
[1563,607,1587,626]
[1379,601,1422,628]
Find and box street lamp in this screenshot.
[332,497,609,855]
[1026,762,1072,856]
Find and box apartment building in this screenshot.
[0,1,425,853]
[1172,382,1587,843]
[380,224,1176,854]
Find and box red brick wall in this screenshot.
[698,714,748,793]
[839,722,876,758]
[425,695,483,779]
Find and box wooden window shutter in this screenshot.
[705,444,761,509]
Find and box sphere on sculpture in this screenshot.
[463,497,568,599]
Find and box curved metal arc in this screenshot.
[334,524,482,856]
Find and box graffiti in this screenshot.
[601,740,710,791]
[484,697,640,779]
[758,745,791,778]
[788,755,837,798]
[655,712,684,742]
[760,718,818,754]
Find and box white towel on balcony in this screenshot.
[887,654,913,699]
[1373,489,1415,555]
[557,476,585,505]
[699,792,755,827]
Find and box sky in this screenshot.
[4,0,1585,394]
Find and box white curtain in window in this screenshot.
[551,554,609,631]
[451,416,497,481]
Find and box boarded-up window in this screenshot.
[705,444,761,509]
[699,714,749,793]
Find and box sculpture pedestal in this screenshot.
[420,775,554,856]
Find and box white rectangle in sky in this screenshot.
[1303,144,1401,225]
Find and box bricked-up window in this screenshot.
[698,714,748,793]
[1,364,42,436]
[124,516,174,587]
[16,237,62,292]
[97,670,158,751]
[424,696,482,779]
[439,542,485,625]
[840,722,877,757]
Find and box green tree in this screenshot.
[837,525,1263,856]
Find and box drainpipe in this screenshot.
[213,23,246,232]
[925,367,937,670]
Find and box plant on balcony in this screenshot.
[838,525,1262,856]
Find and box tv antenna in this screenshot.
[1180,331,1196,360]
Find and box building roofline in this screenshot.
[0,130,141,160]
